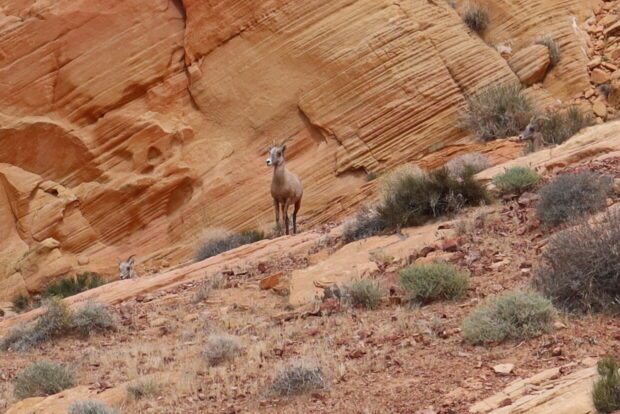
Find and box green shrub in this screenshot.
[461,83,533,141]
[377,167,489,230]
[342,207,387,243]
[463,4,489,33]
[45,272,105,299]
[593,357,620,413]
[13,361,76,399]
[533,210,620,313]
[398,263,468,305]
[461,291,555,345]
[446,152,491,179]
[347,280,384,310]
[535,35,561,67]
[536,172,612,226]
[68,400,119,414]
[12,294,30,312]
[540,106,593,145]
[195,230,265,261]
[492,166,539,194]
[71,302,116,337]
[269,359,327,397]
[203,334,243,366]
[126,378,162,401]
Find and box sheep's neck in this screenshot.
[272,162,287,184]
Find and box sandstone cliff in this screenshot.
[0,0,596,298]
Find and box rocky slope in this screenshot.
[0,0,599,299]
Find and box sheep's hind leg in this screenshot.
[292,200,301,234]
[283,201,290,235]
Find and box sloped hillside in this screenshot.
[0,0,596,299]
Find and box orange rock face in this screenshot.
[0,0,595,298]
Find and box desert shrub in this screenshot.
[399,263,469,305]
[461,83,533,141]
[203,334,244,366]
[195,230,265,262]
[0,323,43,352]
[12,294,30,312]
[533,211,620,313]
[461,291,555,345]
[446,152,491,179]
[346,280,383,310]
[492,166,539,194]
[593,357,620,413]
[536,172,612,226]
[68,400,119,414]
[71,302,116,337]
[126,378,161,400]
[269,359,327,397]
[535,35,561,67]
[13,361,76,399]
[192,284,211,303]
[377,167,489,230]
[44,272,105,299]
[540,106,593,145]
[463,4,489,33]
[342,206,387,243]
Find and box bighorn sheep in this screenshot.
[118,255,138,280]
[266,138,303,235]
[519,116,546,152]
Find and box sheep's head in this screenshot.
[266,138,292,167]
[519,116,547,141]
[118,255,136,280]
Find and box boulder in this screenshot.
[508,45,551,85]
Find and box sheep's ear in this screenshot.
[117,258,121,266]
[128,255,136,266]
[282,145,287,152]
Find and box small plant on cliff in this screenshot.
[346,280,384,310]
[492,166,540,194]
[12,294,30,312]
[342,206,387,243]
[195,230,265,262]
[540,106,593,145]
[446,152,491,179]
[535,35,561,67]
[268,359,327,397]
[377,166,489,230]
[461,291,555,345]
[71,302,116,337]
[536,171,612,226]
[463,4,490,34]
[593,357,620,413]
[68,400,119,414]
[126,378,162,401]
[13,360,76,400]
[44,272,105,299]
[461,83,533,141]
[533,210,620,314]
[399,263,469,305]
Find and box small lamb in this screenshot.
[118,255,138,280]
[266,138,303,235]
[519,116,546,152]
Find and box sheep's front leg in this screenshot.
[283,200,290,235]
[273,199,280,230]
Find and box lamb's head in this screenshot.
[266,138,293,167]
[118,255,136,280]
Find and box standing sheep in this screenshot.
[266,138,303,235]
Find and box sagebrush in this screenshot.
[269,359,327,397]
[463,4,489,33]
[492,166,539,194]
[399,263,469,305]
[536,172,612,226]
[593,357,620,413]
[540,106,592,145]
[347,280,384,310]
[461,291,555,345]
[446,152,491,179]
[461,83,533,141]
[13,361,76,399]
[203,334,244,366]
[342,206,387,243]
[195,230,264,262]
[68,400,119,414]
[72,302,116,337]
[126,378,162,400]
[533,210,620,313]
[377,167,489,230]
